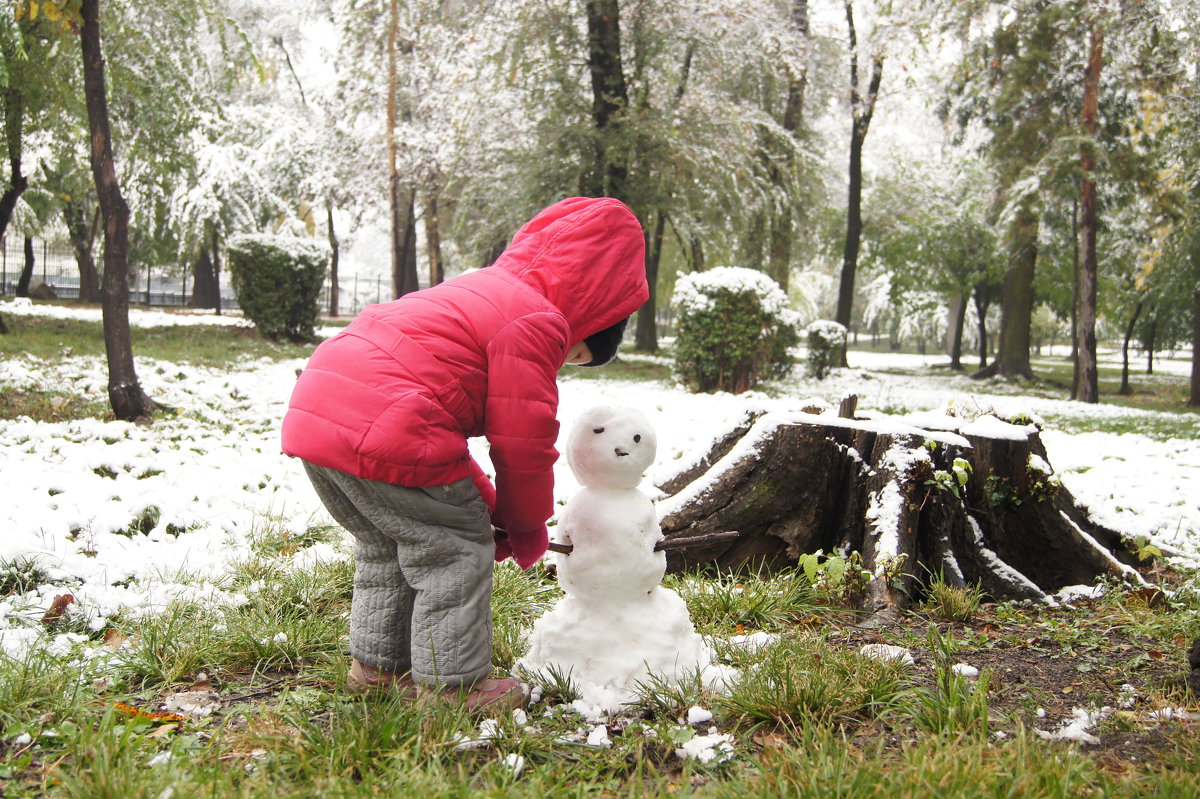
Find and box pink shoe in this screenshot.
[347,659,418,698]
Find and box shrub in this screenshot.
[805,320,847,380]
[671,266,800,393]
[227,233,329,342]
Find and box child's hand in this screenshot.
[493,530,515,563]
[493,527,548,570]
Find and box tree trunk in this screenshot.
[189,247,219,310]
[1145,318,1156,375]
[1118,300,1142,396]
[425,193,443,287]
[983,206,1038,381]
[80,0,155,422]
[1075,23,1104,404]
[327,202,340,317]
[948,293,966,370]
[585,0,630,200]
[211,227,222,315]
[391,189,419,298]
[834,2,883,368]
[16,236,34,297]
[657,409,1146,615]
[386,0,420,299]
[1189,290,1200,407]
[0,87,28,243]
[634,210,665,352]
[973,286,989,370]
[1068,198,1080,397]
[64,201,102,302]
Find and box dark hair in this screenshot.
[581,317,629,367]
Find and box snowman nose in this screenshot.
[615,447,629,457]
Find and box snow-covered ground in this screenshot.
[2,298,1198,657]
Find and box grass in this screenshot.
[852,344,1199,437]
[3,527,1198,796]
[1,540,1198,796]
[2,308,1199,795]
[0,306,321,368]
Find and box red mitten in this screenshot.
[493,531,514,564]
[508,525,549,571]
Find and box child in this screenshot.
[281,196,648,712]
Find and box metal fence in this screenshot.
[0,235,393,316]
[2,235,676,331]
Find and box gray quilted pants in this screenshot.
[302,462,495,688]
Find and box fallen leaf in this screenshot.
[41,594,75,625]
[1134,588,1166,607]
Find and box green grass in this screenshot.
[3,527,1197,796]
[0,308,320,367]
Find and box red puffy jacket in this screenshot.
[281,197,648,567]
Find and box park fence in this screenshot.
[1,235,677,336]
[0,235,393,316]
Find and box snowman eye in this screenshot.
[593,427,605,434]
[633,434,641,443]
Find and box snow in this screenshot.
[672,266,789,317]
[1036,707,1105,745]
[2,300,1199,672]
[859,644,916,666]
[675,730,736,764]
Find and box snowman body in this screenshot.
[519,407,725,709]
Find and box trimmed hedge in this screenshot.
[671,266,800,394]
[805,320,847,380]
[227,233,329,342]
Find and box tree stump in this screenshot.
[656,407,1146,614]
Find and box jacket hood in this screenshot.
[492,197,648,343]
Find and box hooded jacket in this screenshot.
[281,197,648,568]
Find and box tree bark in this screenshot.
[211,227,222,315]
[0,87,28,243]
[80,0,155,422]
[948,293,966,370]
[1075,23,1104,404]
[327,202,340,316]
[657,409,1145,614]
[386,0,419,299]
[1145,318,1156,375]
[189,247,219,310]
[585,0,630,200]
[425,192,443,287]
[834,2,883,367]
[1118,300,1142,396]
[634,210,665,352]
[972,285,990,370]
[16,235,34,297]
[64,201,102,302]
[1189,290,1200,407]
[982,206,1038,380]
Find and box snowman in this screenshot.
[518,406,731,713]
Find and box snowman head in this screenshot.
[566,406,657,489]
